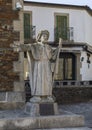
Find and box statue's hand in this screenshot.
[10,43,31,52]
[10,42,21,52]
[10,42,20,48]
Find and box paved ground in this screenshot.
[60,101,92,128]
[37,128,92,130]
[0,101,92,129]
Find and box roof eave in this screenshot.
[24,1,92,16]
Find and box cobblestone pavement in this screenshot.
[59,101,92,128]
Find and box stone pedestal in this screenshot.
[24,96,85,129]
[25,102,59,116]
[25,96,59,116]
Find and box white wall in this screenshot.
[84,11,92,46]
[24,5,92,44]
[80,51,92,80]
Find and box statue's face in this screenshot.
[41,34,48,43]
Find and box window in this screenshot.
[24,12,36,43]
[24,13,31,41]
[55,14,69,42]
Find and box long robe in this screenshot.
[21,43,58,96]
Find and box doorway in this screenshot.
[55,52,76,80]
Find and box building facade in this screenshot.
[24,1,92,82]
[0,0,92,106]
[23,1,92,103]
[0,0,25,109]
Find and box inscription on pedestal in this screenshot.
[40,103,54,116]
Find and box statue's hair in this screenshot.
[37,30,49,42]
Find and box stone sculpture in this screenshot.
[12,30,62,103]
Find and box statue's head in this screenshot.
[37,30,49,43]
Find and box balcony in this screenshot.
[24,25,36,43]
[54,27,74,42]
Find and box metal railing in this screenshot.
[25,80,92,89]
[54,80,92,88]
[24,25,36,43]
[54,27,74,42]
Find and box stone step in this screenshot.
[36,128,92,130]
[0,114,84,130]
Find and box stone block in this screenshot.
[36,128,92,130]
[7,92,25,102]
[0,92,25,109]
[38,115,84,128]
[0,92,6,102]
[14,81,24,92]
[0,102,25,110]
[13,20,21,31]
[13,61,20,72]
[0,114,84,129]
[25,102,59,116]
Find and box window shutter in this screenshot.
[24,13,31,40]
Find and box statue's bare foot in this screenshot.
[47,96,54,102]
[41,96,54,102]
[30,96,41,103]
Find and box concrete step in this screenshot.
[36,128,92,130]
[0,114,84,130]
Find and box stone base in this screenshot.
[36,128,92,130]
[24,102,84,129]
[0,92,25,110]
[25,102,59,116]
[0,102,25,110]
[0,114,84,130]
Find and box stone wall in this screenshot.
[53,87,92,104]
[25,80,92,104]
[0,0,25,109]
[25,87,92,104]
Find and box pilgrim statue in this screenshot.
[12,30,62,102]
